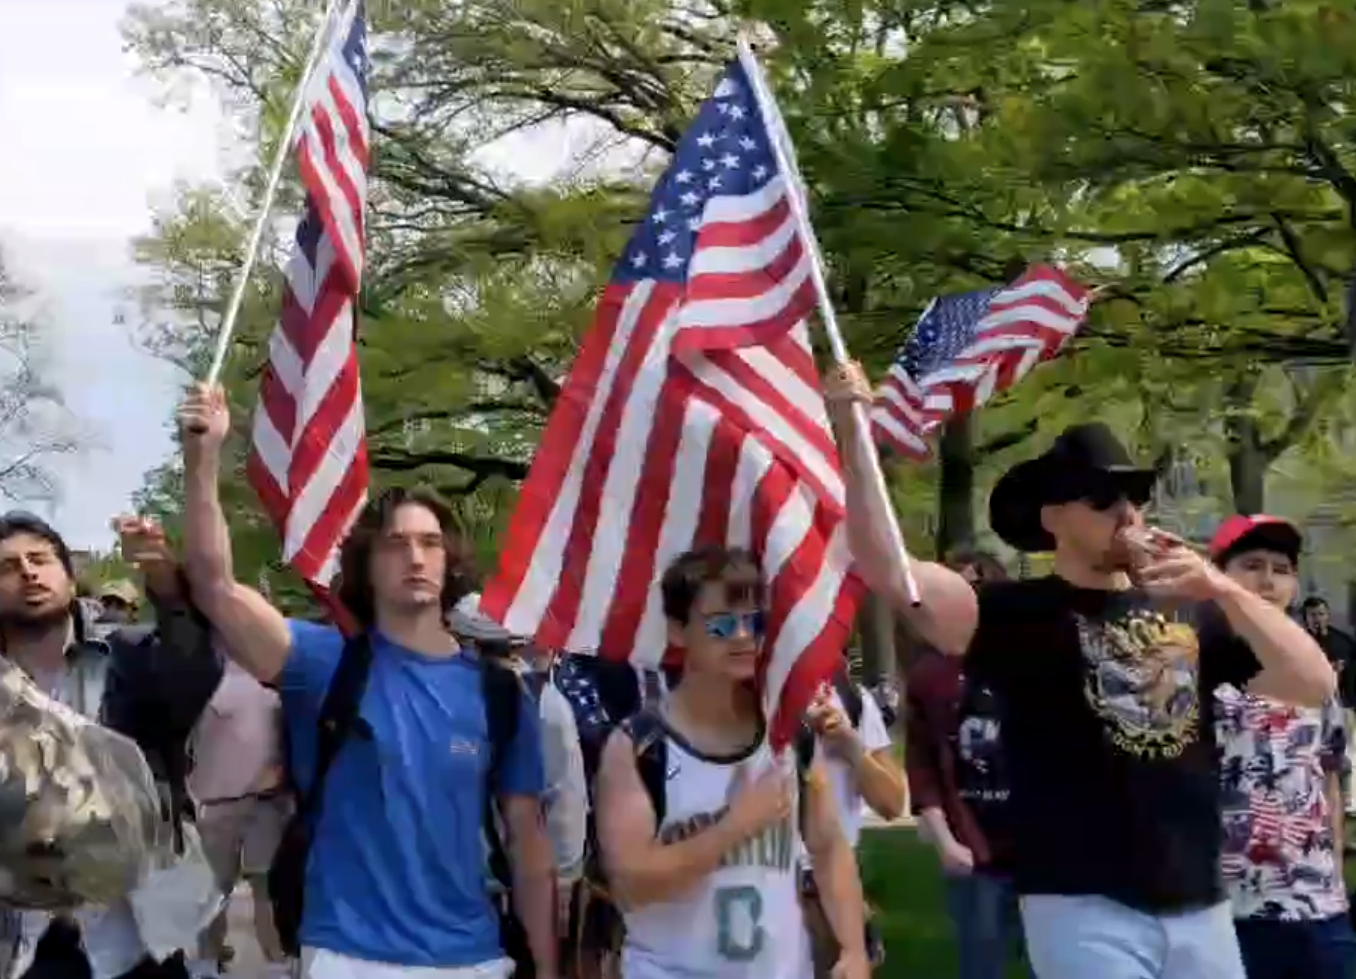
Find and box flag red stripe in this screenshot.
[596,372,690,660]
[685,234,806,304]
[287,352,361,498]
[247,3,370,597]
[537,288,676,647]
[696,196,790,250]
[483,56,862,747]
[671,278,815,356]
[326,75,370,170]
[479,286,634,623]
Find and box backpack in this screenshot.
[269,634,522,956]
[567,707,816,978]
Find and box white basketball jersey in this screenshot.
[621,728,812,979]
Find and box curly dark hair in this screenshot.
[335,487,477,629]
[661,546,762,624]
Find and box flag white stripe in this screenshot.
[685,353,844,507]
[701,176,787,225]
[503,281,656,634]
[296,300,355,429]
[622,398,720,663]
[251,410,291,489]
[283,397,364,560]
[727,436,772,551]
[763,522,852,717]
[870,407,930,454]
[568,313,681,650]
[688,210,796,277]
[739,345,831,432]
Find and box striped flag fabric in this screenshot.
[480,53,863,747]
[871,265,1089,459]
[246,0,370,590]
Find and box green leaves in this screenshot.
[121,0,1356,583]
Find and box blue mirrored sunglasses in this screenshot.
[703,610,766,640]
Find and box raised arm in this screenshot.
[595,730,788,909]
[178,383,293,683]
[822,362,977,655]
[1139,545,1335,708]
[102,516,224,758]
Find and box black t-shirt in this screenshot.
[966,576,1260,912]
[951,672,1014,868]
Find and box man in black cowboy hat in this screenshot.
[823,362,1334,979]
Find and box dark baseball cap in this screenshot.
[1208,514,1302,567]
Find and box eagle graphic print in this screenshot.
[1076,609,1202,759]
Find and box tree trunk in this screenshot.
[936,414,976,558]
[855,591,897,685]
[1224,374,1265,515]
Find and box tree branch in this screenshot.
[977,418,1038,455]
[1260,372,1342,463]
[370,447,530,480]
[1270,213,1329,303]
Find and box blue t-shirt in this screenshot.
[281,621,545,966]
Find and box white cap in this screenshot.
[449,592,522,644]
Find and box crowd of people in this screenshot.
[0,362,1354,979]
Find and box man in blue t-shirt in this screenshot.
[176,383,556,978]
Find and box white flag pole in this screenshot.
[202,0,349,386]
[737,34,922,606]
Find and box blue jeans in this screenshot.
[1019,895,1245,979]
[1234,914,1356,979]
[944,872,1024,979]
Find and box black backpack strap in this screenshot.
[622,707,668,828]
[301,633,375,821]
[269,632,374,957]
[831,667,863,729]
[482,656,524,888]
[793,723,817,840]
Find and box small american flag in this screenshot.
[871,265,1089,459]
[481,52,862,747]
[246,0,370,591]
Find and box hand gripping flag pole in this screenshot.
[736,33,922,606]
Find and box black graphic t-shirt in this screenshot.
[952,674,1013,869]
[966,576,1260,912]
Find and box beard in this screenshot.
[0,602,71,638]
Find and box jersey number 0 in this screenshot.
[715,885,765,961]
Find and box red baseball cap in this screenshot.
[1208,514,1302,566]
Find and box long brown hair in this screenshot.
[335,487,477,629]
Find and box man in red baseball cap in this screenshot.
[1209,515,1356,978]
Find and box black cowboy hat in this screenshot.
[988,423,1157,553]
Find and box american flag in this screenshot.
[871,265,1089,459]
[480,53,862,747]
[246,0,370,590]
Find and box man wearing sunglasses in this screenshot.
[824,362,1334,979]
[594,546,870,979]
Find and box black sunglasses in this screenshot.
[1058,476,1152,512]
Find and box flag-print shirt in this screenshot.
[1216,686,1349,921]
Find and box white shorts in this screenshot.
[299,948,514,979]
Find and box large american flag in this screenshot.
[480,54,862,747]
[871,265,1089,459]
[246,0,370,590]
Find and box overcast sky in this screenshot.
[0,0,617,553]
[0,0,228,549]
